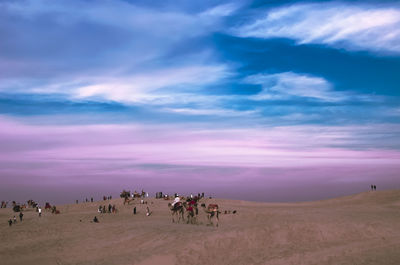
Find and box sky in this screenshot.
[1,0,400,203]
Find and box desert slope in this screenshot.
[1,190,400,265]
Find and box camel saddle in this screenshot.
[173,202,182,210]
[208,204,218,211]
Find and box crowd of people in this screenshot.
[3,190,209,227]
[98,204,118,214]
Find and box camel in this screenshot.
[168,202,185,223]
[201,203,220,227]
[123,197,134,205]
[183,202,197,224]
[133,191,142,198]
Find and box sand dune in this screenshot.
[1,190,400,265]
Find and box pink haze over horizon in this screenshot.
[1,116,400,205]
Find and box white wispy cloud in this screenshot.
[74,65,230,103]
[235,3,400,53]
[244,72,346,102]
[162,107,258,117]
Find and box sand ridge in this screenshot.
[1,190,400,265]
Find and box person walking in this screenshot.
[38,207,42,217]
[19,212,23,222]
[13,216,17,224]
[8,219,12,227]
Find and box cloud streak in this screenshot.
[235,3,400,54]
[244,72,345,101]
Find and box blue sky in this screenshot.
[1,0,400,202]
[1,0,399,127]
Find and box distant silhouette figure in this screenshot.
[133,207,136,215]
[19,212,23,221]
[93,216,99,223]
[374,185,377,191]
[371,185,374,191]
[146,206,151,216]
[91,197,93,203]
[8,219,12,226]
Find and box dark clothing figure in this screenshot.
[146,206,151,216]
[133,207,136,215]
[19,212,23,221]
[202,192,204,198]
[374,185,377,191]
[102,205,106,213]
[371,185,374,191]
[108,204,112,213]
[91,197,93,203]
[8,219,12,226]
[93,216,99,223]
[76,200,78,204]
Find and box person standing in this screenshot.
[13,216,17,224]
[38,207,42,217]
[8,219,12,227]
[19,212,23,222]
[91,197,93,203]
[133,207,136,215]
[374,185,377,191]
[146,206,151,216]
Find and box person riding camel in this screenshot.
[171,195,181,210]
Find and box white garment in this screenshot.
[172,197,180,206]
[38,208,42,213]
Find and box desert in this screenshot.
[1,190,400,265]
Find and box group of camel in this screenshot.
[121,190,146,205]
[168,199,220,227]
[119,190,220,226]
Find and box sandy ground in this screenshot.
[1,190,400,265]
